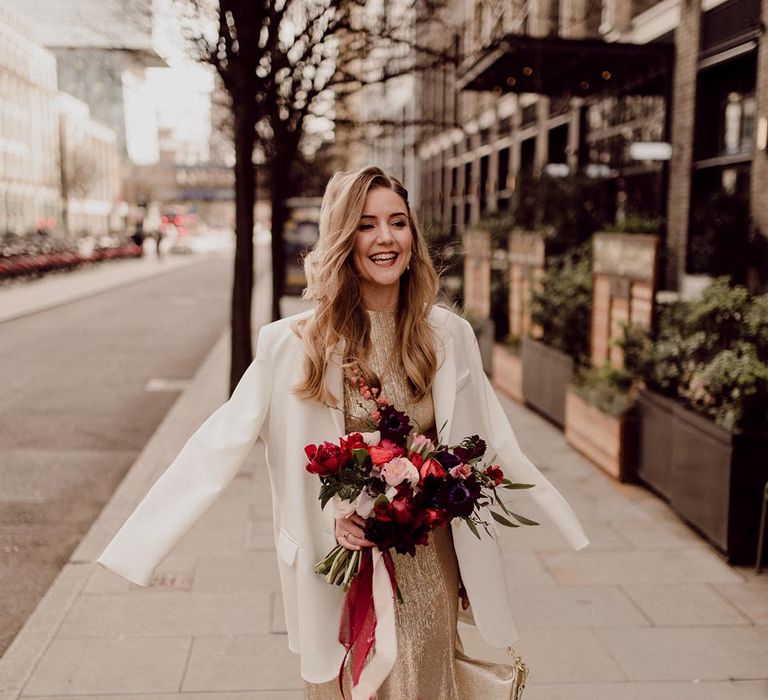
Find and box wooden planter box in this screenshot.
[635,389,678,500]
[469,317,495,375]
[637,388,768,564]
[492,343,524,403]
[521,336,573,427]
[564,388,637,481]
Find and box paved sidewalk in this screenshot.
[1,314,766,699]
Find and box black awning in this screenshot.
[457,34,674,97]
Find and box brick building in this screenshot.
[416,0,767,291]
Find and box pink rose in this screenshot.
[449,464,472,479]
[409,434,435,456]
[380,457,420,488]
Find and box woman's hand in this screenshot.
[336,514,375,550]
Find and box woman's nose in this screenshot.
[375,225,395,243]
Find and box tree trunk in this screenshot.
[229,104,257,395]
[269,155,291,321]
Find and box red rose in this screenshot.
[408,452,424,469]
[340,432,366,457]
[369,439,404,466]
[419,457,446,482]
[305,441,343,475]
[484,465,504,487]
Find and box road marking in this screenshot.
[145,378,192,392]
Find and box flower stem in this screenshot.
[325,546,349,584]
[342,549,360,589]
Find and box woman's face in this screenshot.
[352,187,413,309]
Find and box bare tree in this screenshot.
[177,0,463,392]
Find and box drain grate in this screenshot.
[148,571,194,590]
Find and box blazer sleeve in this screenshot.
[96,326,274,586]
[459,320,589,552]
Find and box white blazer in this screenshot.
[97,304,589,683]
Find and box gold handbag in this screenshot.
[455,646,528,700]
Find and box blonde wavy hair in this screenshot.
[292,165,439,405]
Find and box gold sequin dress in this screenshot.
[305,309,462,700]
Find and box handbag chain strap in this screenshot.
[505,646,529,699]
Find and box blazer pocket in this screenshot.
[277,528,299,566]
[456,368,472,392]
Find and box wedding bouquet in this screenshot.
[305,374,538,590]
[304,373,539,698]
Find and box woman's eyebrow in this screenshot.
[360,212,408,219]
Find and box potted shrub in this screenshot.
[623,279,768,563]
[523,247,592,426]
[565,364,638,481]
[493,333,524,402]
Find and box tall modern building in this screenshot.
[416,0,767,292]
[58,92,121,237]
[0,1,60,235]
[13,0,165,165]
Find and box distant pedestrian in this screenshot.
[131,220,145,256]
[154,228,164,260]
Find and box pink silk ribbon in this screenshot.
[338,549,399,700]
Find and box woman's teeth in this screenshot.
[370,253,398,265]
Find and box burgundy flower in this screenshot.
[377,405,413,444]
[304,441,343,476]
[453,435,487,463]
[432,449,460,470]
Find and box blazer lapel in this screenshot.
[431,330,456,445]
[325,340,347,436]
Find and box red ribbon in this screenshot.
[337,549,399,699]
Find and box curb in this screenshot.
[0,330,233,699]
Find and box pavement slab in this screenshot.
[621,583,754,626]
[181,635,303,692]
[595,626,768,681]
[540,548,745,586]
[20,637,192,696]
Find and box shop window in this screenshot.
[479,155,489,215]
[694,52,756,161]
[464,162,472,195]
[497,147,510,192]
[548,125,568,164]
[520,137,535,174]
[723,92,756,155]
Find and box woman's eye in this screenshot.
[392,220,407,228]
[358,223,374,231]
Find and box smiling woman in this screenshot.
[97,165,589,700]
